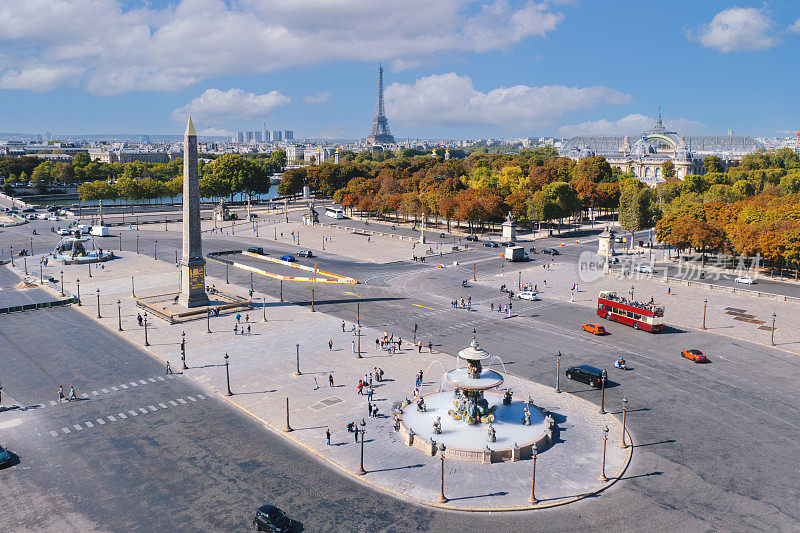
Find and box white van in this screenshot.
[90,226,109,236]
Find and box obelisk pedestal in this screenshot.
[179,117,210,308]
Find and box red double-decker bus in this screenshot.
[596,291,664,332]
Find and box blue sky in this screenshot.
[1,0,799,139]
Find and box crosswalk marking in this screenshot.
[187,396,197,402]
[157,376,165,381]
[147,405,158,412]
[49,430,59,437]
[148,378,157,383]
[167,375,175,379]
[96,418,106,425]
[196,394,205,400]
[138,408,148,414]
[107,415,117,422]
[84,421,94,428]
[117,413,127,419]
[169,400,178,406]
[80,393,90,399]
[73,424,83,431]
[49,400,57,406]
[62,427,71,434]
[128,410,138,417]
[158,403,168,409]
[101,388,109,393]
[92,391,100,396]
[130,382,138,387]
[138,380,147,385]
[120,384,128,389]
[111,386,119,391]
[177,398,187,404]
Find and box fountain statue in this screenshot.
[445,339,503,424]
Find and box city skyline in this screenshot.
[1,1,800,139]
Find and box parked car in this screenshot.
[681,349,708,363]
[298,250,313,257]
[614,236,624,243]
[734,276,755,284]
[56,228,71,236]
[252,504,291,532]
[565,365,606,388]
[634,265,655,274]
[483,242,498,248]
[465,235,478,241]
[247,247,264,255]
[0,444,10,467]
[280,255,295,262]
[581,323,606,335]
[517,291,540,301]
[541,248,560,256]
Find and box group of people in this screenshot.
[57,385,77,402]
[451,295,471,310]
[375,332,401,353]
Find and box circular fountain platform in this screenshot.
[400,391,549,462]
[445,368,503,390]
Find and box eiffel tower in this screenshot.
[367,64,395,145]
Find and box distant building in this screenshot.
[236,131,244,143]
[270,130,282,142]
[87,148,169,164]
[303,147,334,163]
[283,130,294,141]
[367,64,395,145]
[246,131,255,143]
[286,144,304,162]
[254,131,263,142]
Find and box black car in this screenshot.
[247,247,264,255]
[483,242,498,248]
[499,241,516,247]
[565,365,606,388]
[253,505,291,532]
[298,250,313,257]
[465,235,479,241]
[541,248,560,256]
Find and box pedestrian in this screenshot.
[375,338,379,349]
[428,341,433,353]
[245,313,250,323]
[69,386,76,401]
[328,339,333,351]
[166,361,173,374]
[397,338,402,350]
[418,340,422,353]
[352,340,356,354]
[352,325,356,335]
[379,368,384,381]
[58,385,65,402]
[357,380,363,395]
[329,373,334,387]
[236,313,241,323]
[367,401,372,416]
[325,427,331,446]
[137,313,143,327]
[314,377,319,390]
[372,405,379,418]
[368,373,373,386]
[234,323,238,335]
[342,320,346,332]
[491,302,494,311]
[367,387,374,401]
[354,426,359,443]
[667,287,671,295]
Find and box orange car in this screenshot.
[681,349,708,363]
[582,323,606,335]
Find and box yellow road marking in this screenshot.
[412,303,435,310]
[345,291,361,298]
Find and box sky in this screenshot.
[1,0,799,139]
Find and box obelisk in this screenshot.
[179,117,210,308]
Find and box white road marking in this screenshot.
[61,427,71,434]
[92,391,100,396]
[157,376,165,381]
[177,398,187,404]
[111,386,119,391]
[138,408,148,414]
[130,382,138,387]
[148,378,157,383]
[49,400,57,406]
[84,421,94,428]
[138,380,147,385]
[96,418,106,425]
[73,424,83,431]
[49,430,59,437]
[120,384,128,389]
[117,413,127,419]
[158,403,168,409]
[101,388,109,393]
[80,393,89,399]
[196,394,205,400]
[147,405,158,412]
[169,400,178,406]
[128,410,138,417]
[107,415,117,422]
[167,375,175,379]
[186,396,197,402]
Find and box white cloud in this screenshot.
[303,91,331,105]
[384,73,630,131]
[690,7,777,52]
[171,88,291,123]
[790,19,800,33]
[557,113,707,137]
[0,63,82,91]
[197,127,233,137]
[0,0,566,94]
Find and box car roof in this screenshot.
[257,504,280,513]
[574,365,604,373]
[686,349,703,354]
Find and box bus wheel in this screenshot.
[633,323,639,330]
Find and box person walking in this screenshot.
[352,340,356,355]
[325,427,331,446]
[428,341,433,353]
[328,373,334,387]
[341,320,346,332]
[245,313,250,323]
[354,426,359,443]
[372,405,379,418]
[234,323,238,335]
[246,324,251,335]
[166,361,173,374]
[357,379,363,395]
[367,401,372,416]
[313,377,319,390]
[236,313,241,323]
[418,340,422,353]
[68,386,76,401]
[58,385,65,402]
[352,325,357,336]
[491,302,494,311]
[137,313,143,327]
[328,339,333,351]
[367,387,374,401]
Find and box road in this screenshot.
[2,209,800,530]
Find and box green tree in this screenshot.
[703,155,724,174]
[661,161,675,179]
[73,151,91,167]
[574,156,612,183]
[619,182,656,247]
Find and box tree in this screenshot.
[278,168,306,196]
[661,161,675,179]
[703,155,724,174]
[703,184,743,204]
[574,156,612,183]
[619,182,656,247]
[682,174,709,194]
[779,173,800,195]
[73,151,91,167]
[690,220,726,265]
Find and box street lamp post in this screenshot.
[599,369,607,414]
[629,285,634,301]
[224,353,232,395]
[357,303,360,326]
[262,297,267,321]
[284,397,292,432]
[118,234,122,251]
[619,396,629,448]
[225,263,229,284]
[136,235,139,254]
[528,442,538,504]
[356,326,361,358]
[599,425,609,482]
[250,272,253,293]
[311,289,315,312]
[96,288,102,318]
[30,236,33,255]
[295,343,302,375]
[117,299,122,331]
[39,259,43,284]
[154,240,158,260]
[280,280,283,301]
[437,444,447,502]
[9,246,13,267]
[88,258,92,277]
[771,313,776,345]
[181,331,187,369]
[556,351,561,393]
[143,312,150,346]
[60,269,64,296]
[206,308,211,333]
[76,279,81,306]
[357,426,367,475]
[702,298,707,330]
[23,256,27,275]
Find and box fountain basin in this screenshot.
[400,391,549,462]
[445,368,503,390]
